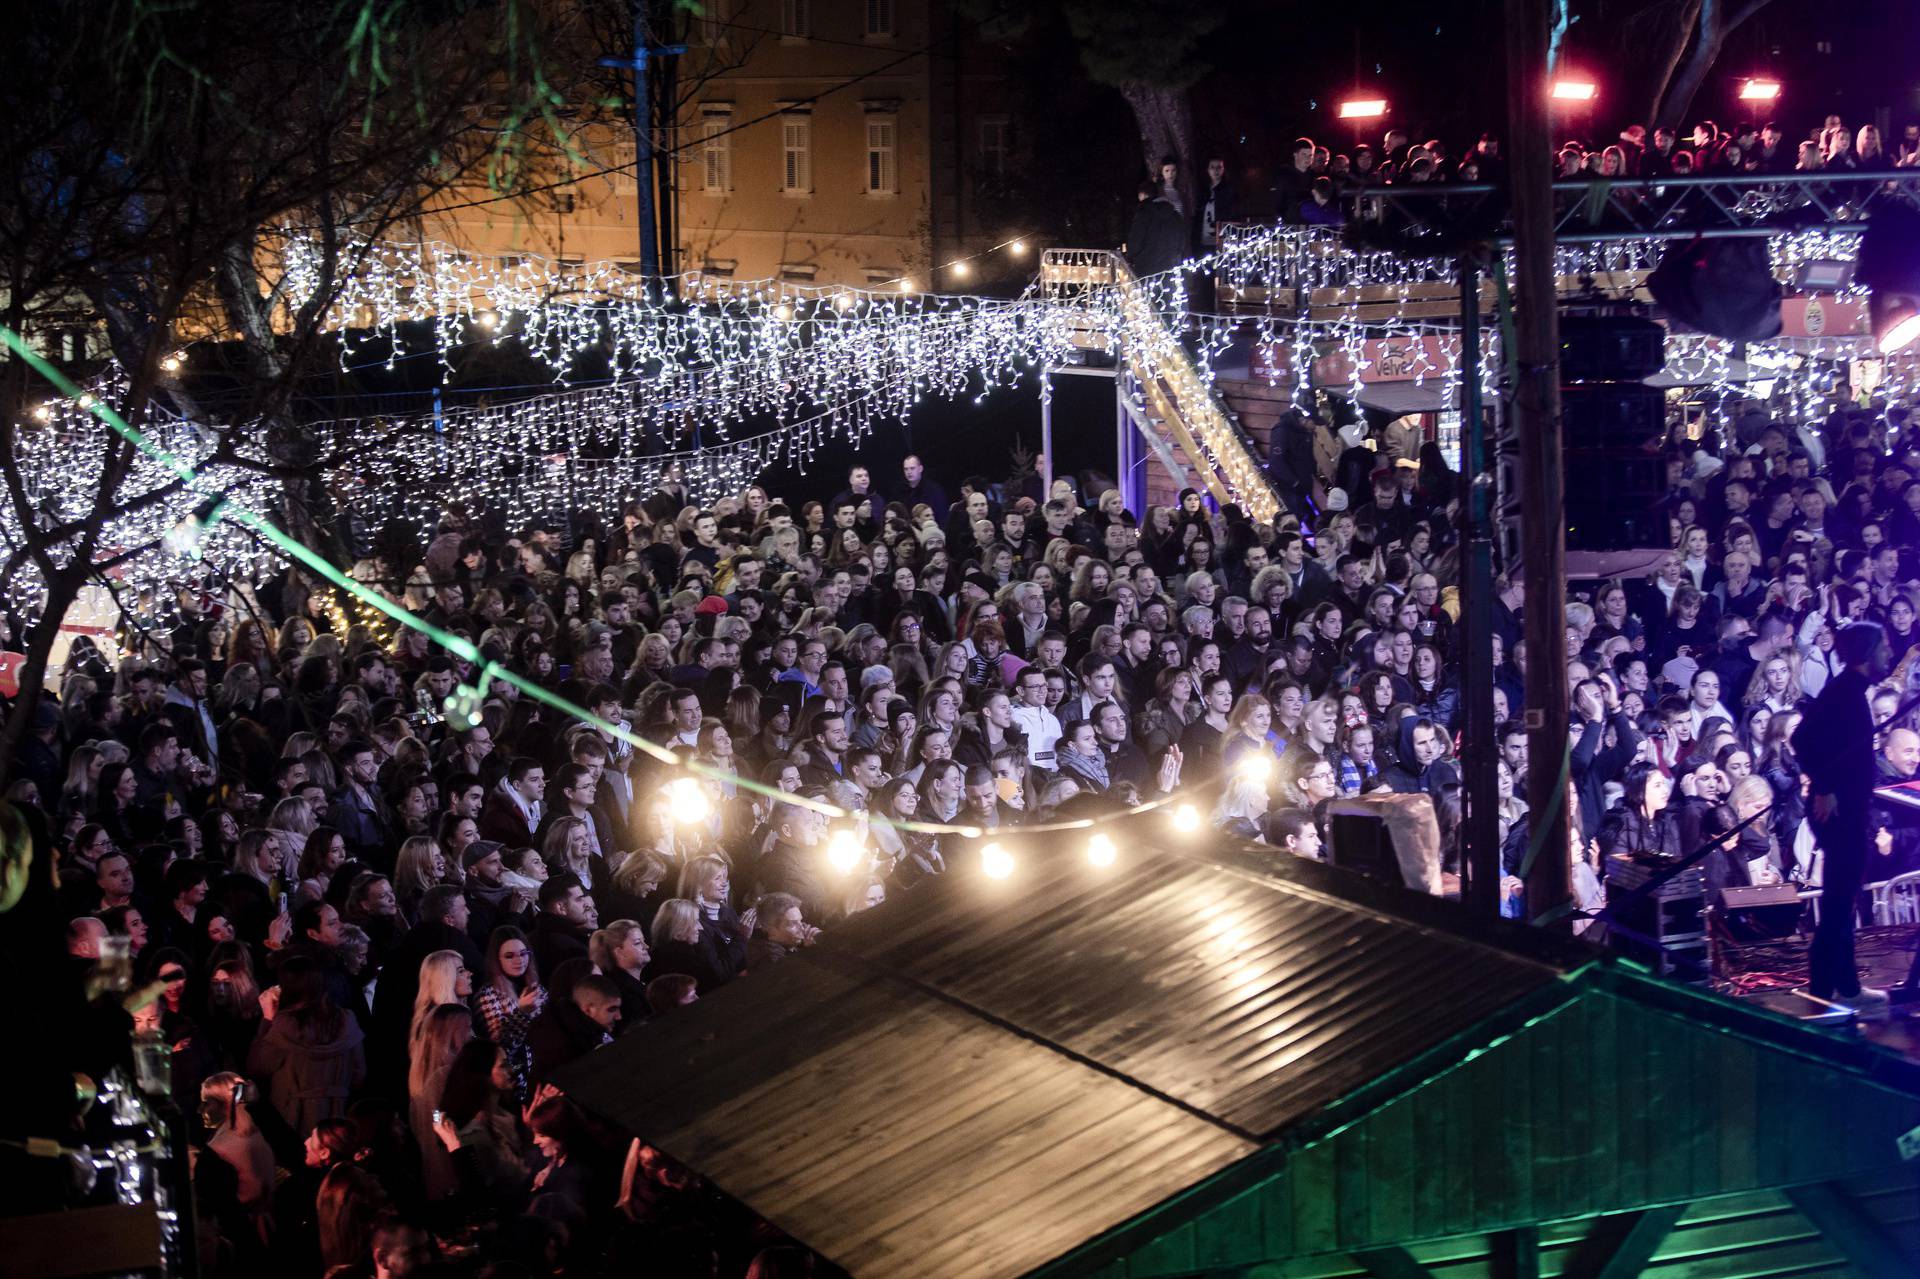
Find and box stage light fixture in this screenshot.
[980,841,1014,879]
[1873,295,1920,355]
[1739,79,1782,102]
[1086,832,1117,868]
[826,828,864,873]
[1550,79,1597,102]
[664,776,712,824]
[1234,754,1273,784]
[1338,99,1387,120]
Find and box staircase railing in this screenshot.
[1040,248,1283,524]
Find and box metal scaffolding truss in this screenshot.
[1357,167,1920,242]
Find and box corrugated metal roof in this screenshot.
[556,953,1258,1279]
[831,846,1563,1140]
[557,838,1575,1277]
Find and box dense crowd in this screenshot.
[9,370,1920,1273]
[1140,113,1920,246]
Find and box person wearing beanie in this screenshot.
[1792,620,1894,1015]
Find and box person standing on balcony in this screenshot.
[1124,180,1190,279]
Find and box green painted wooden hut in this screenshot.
[559,837,1920,1277]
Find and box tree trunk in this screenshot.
[215,239,344,565]
[0,569,84,791]
[1118,81,1196,216]
[1654,0,1776,130]
[1644,0,1704,128]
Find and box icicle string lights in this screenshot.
[0,320,1222,843]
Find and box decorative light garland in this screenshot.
[283,235,1077,449]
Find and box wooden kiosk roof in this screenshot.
[557,837,1920,1278]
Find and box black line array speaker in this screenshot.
[1560,314,1667,381]
[1560,314,1668,551]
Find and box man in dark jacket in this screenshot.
[527,972,619,1082]
[1266,410,1321,521]
[752,802,836,924]
[1124,181,1190,278]
[1570,679,1642,843]
[1794,622,1894,1011]
[528,873,597,977]
[1382,718,1459,797]
[367,885,482,1089]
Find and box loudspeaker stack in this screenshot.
[1560,314,1668,550]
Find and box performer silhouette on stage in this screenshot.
[1792,620,1895,1015]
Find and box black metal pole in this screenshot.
[631,0,657,278]
[1458,248,1501,919]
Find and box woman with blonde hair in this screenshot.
[392,836,447,923]
[598,848,668,932]
[267,796,316,844]
[60,744,102,820]
[677,853,751,966]
[1211,772,1269,841]
[588,918,651,1024]
[408,950,473,1053]
[646,897,741,992]
[541,815,605,892]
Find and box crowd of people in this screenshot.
[1135,113,1920,248]
[9,362,1920,1272]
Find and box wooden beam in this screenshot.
[1491,1226,1542,1279]
[0,1203,162,1279]
[1786,1181,1912,1279]
[1351,1246,1438,1279]
[1561,1204,1687,1279]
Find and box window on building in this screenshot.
[781,115,812,194]
[609,140,637,194]
[865,117,897,195]
[779,263,818,283]
[978,118,1010,177]
[695,0,734,44]
[704,259,739,279]
[781,0,809,40]
[865,0,895,38]
[702,113,733,192]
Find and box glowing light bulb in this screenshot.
[160,355,182,373]
[475,310,499,330]
[898,278,914,293]
[76,393,97,409]
[664,777,712,824]
[826,828,864,874]
[1086,832,1117,868]
[1234,753,1273,784]
[31,404,51,422]
[833,292,854,312]
[773,303,793,321]
[950,261,971,279]
[1009,239,1027,256]
[1170,804,1201,834]
[980,841,1014,880]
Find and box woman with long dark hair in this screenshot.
[246,955,365,1133]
